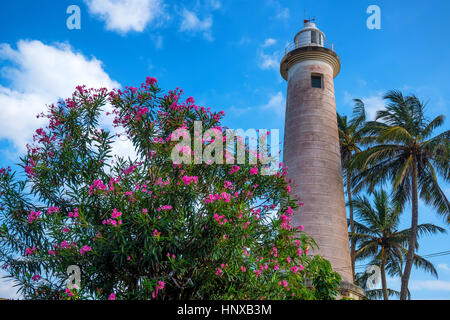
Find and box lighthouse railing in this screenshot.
[284,40,335,55]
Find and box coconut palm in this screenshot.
[337,99,368,279]
[349,189,446,300]
[352,91,450,299]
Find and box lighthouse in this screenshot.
[280,20,363,297]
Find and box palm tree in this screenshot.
[337,99,368,279]
[349,189,446,300]
[352,91,450,299]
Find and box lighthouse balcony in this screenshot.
[280,41,340,80]
[284,40,335,56]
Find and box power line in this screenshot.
[332,249,450,272]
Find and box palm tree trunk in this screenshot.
[400,162,419,300]
[380,258,388,300]
[347,169,356,280]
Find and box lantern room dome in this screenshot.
[294,21,326,48]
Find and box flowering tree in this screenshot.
[0,78,341,300]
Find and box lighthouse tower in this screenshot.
[280,20,359,292]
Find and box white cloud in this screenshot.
[409,280,450,292]
[227,105,252,117]
[84,0,165,34]
[275,7,290,20]
[267,0,289,20]
[0,40,136,159]
[226,92,285,119]
[0,274,21,300]
[207,0,221,10]
[343,91,385,121]
[363,93,386,120]
[258,50,280,70]
[438,263,450,272]
[257,38,281,71]
[262,38,277,48]
[261,92,285,117]
[179,8,213,41]
[229,36,252,47]
[151,34,164,49]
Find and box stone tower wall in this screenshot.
[283,59,353,283]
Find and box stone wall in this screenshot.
[283,58,353,283]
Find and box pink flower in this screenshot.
[182,175,199,186]
[31,274,41,282]
[290,265,301,274]
[240,266,246,272]
[108,292,116,300]
[278,280,289,291]
[250,166,258,175]
[146,77,157,86]
[25,247,36,255]
[186,97,195,104]
[65,288,74,297]
[280,214,292,230]
[157,280,165,290]
[220,192,231,203]
[224,181,233,189]
[89,179,107,195]
[153,229,161,237]
[213,214,226,225]
[229,165,240,174]
[27,211,41,223]
[111,208,123,219]
[47,206,60,215]
[80,245,92,255]
[152,280,166,298]
[68,208,79,218]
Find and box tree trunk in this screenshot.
[400,162,419,300]
[347,169,356,280]
[380,258,388,300]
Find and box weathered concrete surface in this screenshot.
[282,57,353,283]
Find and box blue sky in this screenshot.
[0,0,449,299]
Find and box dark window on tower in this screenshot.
[311,31,317,44]
[311,74,323,88]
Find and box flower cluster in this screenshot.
[204,192,232,204]
[181,175,199,186]
[102,208,123,227]
[27,211,41,223]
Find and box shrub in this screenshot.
[0,78,341,300]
